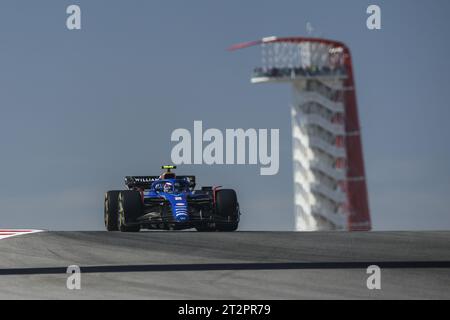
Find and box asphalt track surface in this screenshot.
[0,231,449,299]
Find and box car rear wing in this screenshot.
[125,176,159,189]
[125,176,196,189]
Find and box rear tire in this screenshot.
[104,191,121,231]
[117,191,142,232]
[215,189,239,232]
[216,223,239,232]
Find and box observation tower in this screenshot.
[230,37,371,231]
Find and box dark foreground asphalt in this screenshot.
[0,231,449,299]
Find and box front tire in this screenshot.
[117,191,142,232]
[104,191,121,231]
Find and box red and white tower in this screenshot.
[230,37,371,231]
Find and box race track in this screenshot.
[0,231,449,299]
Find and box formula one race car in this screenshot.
[104,166,240,232]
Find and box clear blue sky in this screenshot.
[0,0,449,230]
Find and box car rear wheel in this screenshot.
[215,189,239,232]
[104,191,121,231]
[216,223,239,232]
[117,191,142,232]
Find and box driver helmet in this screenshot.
[163,182,173,193]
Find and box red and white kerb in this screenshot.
[0,229,43,240]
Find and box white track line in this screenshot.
[0,229,44,240]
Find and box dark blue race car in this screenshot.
[104,166,240,232]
